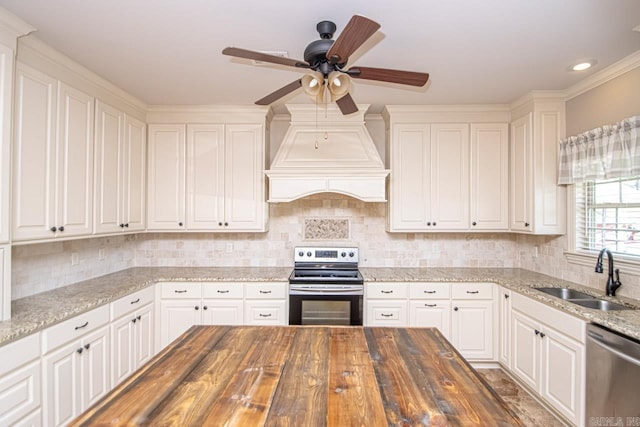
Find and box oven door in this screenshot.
[289,285,363,326]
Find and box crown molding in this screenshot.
[146,104,272,123]
[0,7,34,48]
[564,49,640,100]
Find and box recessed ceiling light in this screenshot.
[571,60,596,71]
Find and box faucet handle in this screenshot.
[614,268,622,285]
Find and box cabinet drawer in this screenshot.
[366,282,408,299]
[244,301,286,325]
[366,301,408,326]
[245,282,287,299]
[451,282,494,299]
[409,282,451,299]
[111,286,154,319]
[42,304,109,353]
[160,282,202,299]
[0,334,40,377]
[202,282,244,299]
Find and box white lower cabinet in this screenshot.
[0,334,41,426]
[366,282,409,326]
[244,282,287,325]
[511,292,585,426]
[42,305,110,427]
[158,282,246,349]
[110,287,154,388]
[451,300,494,360]
[409,300,451,337]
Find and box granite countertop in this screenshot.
[1,266,639,346]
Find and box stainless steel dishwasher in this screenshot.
[586,323,640,425]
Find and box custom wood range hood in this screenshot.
[265,104,389,202]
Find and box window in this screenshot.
[575,176,640,257]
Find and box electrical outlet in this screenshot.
[226,243,233,253]
[71,252,79,266]
[98,249,105,261]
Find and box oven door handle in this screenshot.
[290,288,363,296]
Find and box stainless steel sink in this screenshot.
[535,287,594,300]
[569,299,631,311]
[534,287,632,311]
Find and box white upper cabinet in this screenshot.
[94,101,146,234]
[13,65,95,242]
[470,123,509,230]
[384,107,510,232]
[0,43,13,244]
[147,124,186,230]
[149,121,266,232]
[509,96,566,234]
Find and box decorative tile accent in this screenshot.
[303,218,350,240]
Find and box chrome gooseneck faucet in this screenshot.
[595,248,622,296]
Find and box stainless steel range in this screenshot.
[289,246,363,325]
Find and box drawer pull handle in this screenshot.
[381,290,393,294]
[423,290,436,294]
[130,298,140,304]
[259,290,272,294]
[75,322,89,330]
[380,313,394,317]
[466,291,479,294]
[425,304,437,307]
[259,313,272,317]
[174,290,187,293]
[217,290,230,294]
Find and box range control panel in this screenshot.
[294,247,359,263]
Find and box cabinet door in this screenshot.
[147,124,186,230]
[110,314,135,388]
[123,115,146,232]
[510,113,533,232]
[388,124,430,231]
[159,299,201,349]
[451,300,493,360]
[409,300,451,339]
[12,64,57,241]
[94,101,123,234]
[0,361,41,426]
[511,309,540,391]
[80,325,110,410]
[430,124,469,230]
[470,123,508,230]
[224,124,266,231]
[202,299,243,325]
[43,342,81,427]
[498,288,512,368]
[0,44,12,244]
[540,329,584,426]
[135,303,154,368]
[56,82,94,237]
[186,124,224,229]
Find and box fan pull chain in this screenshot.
[315,94,319,149]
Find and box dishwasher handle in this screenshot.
[588,328,640,368]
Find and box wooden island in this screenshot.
[71,326,521,426]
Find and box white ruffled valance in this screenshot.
[558,115,640,184]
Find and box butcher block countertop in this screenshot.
[71,326,521,427]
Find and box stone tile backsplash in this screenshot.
[10,193,640,300]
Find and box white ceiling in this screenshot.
[1,0,639,113]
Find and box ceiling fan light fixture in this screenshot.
[328,71,351,101]
[301,72,325,101]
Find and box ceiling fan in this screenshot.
[222,15,430,115]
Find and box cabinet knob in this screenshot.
[124,223,129,228]
[224,222,229,226]
[218,222,223,226]
[50,226,57,232]
[195,305,199,310]
[504,294,510,299]
[84,343,90,350]
[120,223,125,228]
[540,332,546,338]
[433,222,437,226]
[472,221,477,226]
[525,222,530,227]
[58,226,64,232]
[535,329,540,335]
[77,348,83,354]
[454,307,459,311]
[137,315,141,320]
[132,318,137,323]
[203,306,208,310]
[427,222,431,226]
[178,222,183,226]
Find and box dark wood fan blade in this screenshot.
[335,93,358,115]
[326,15,380,64]
[222,47,310,69]
[349,66,429,87]
[255,79,303,105]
